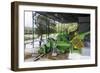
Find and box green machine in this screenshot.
[35,23,90,61]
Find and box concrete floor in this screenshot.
[25,53,90,62]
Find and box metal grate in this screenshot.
[71,35,84,49]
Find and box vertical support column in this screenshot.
[32,11,36,48]
[46,15,48,39]
[47,16,50,38]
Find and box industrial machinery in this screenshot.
[33,23,90,61]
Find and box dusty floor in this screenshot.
[24,52,90,62]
